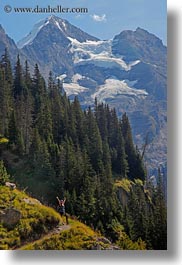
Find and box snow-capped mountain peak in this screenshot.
[17,17,51,48]
[17,16,69,48]
[17,15,99,49]
[47,15,68,33]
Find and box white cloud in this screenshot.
[75,14,81,19]
[91,14,107,22]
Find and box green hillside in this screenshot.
[0,185,146,250]
[0,51,167,250]
[0,186,61,249]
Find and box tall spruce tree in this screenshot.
[86,107,103,173]
[0,50,13,135]
[14,55,25,99]
[121,113,146,181]
[152,168,167,249]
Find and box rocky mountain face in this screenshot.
[18,16,99,78]
[0,25,19,65]
[112,27,167,99]
[0,16,167,177]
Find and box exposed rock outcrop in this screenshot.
[5,182,16,189]
[0,208,21,227]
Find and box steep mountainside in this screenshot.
[0,15,167,177]
[0,43,167,249]
[0,25,19,65]
[18,16,99,78]
[0,185,146,250]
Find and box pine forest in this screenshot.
[0,51,167,250]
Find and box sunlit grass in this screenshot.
[21,220,108,250]
[0,186,62,249]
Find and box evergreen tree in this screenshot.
[71,97,86,147]
[13,55,25,99]
[27,129,56,200]
[1,48,13,86]
[24,60,32,90]
[152,168,167,249]
[121,113,146,181]
[0,50,13,135]
[8,110,19,148]
[77,150,96,224]
[0,67,7,135]
[95,102,108,140]
[32,64,46,116]
[85,107,103,173]
[127,184,148,242]
[0,160,10,185]
[48,73,64,144]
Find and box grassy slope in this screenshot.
[0,186,62,249]
[21,221,112,250]
[0,186,117,250]
[0,184,147,250]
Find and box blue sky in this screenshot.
[0,0,167,44]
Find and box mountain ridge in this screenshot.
[17,15,99,49]
[0,24,19,65]
[0,16,167,177]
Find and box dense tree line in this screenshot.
[0,51,167,249]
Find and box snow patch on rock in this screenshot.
[91,79,148,102]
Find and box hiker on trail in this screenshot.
[56,196,68,224]
[56,197,66,216]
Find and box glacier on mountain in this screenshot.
[57,73,89,96]
[68,37,140,71]
[91,79,148,102]
[13,15,167,178]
